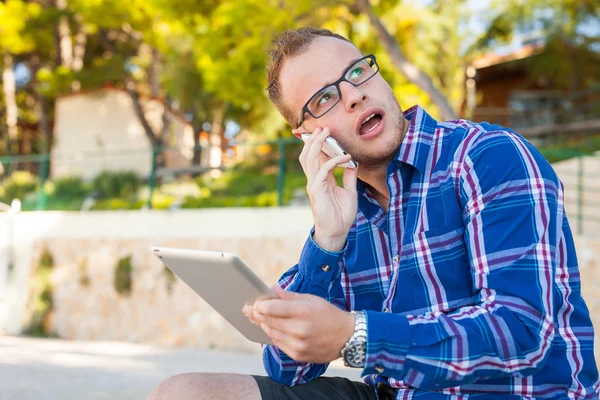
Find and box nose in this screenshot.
[340,81,367,113]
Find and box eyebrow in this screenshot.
[320,56,365,88]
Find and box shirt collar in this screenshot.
[355,105,438,211]
[394,105,439,174]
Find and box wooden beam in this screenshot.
[519,119,600,137]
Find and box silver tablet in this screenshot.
[151,246,275,345]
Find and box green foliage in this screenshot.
[79,257,90,287]
[3,0,597,213]
[199,167,278,197]
[52,176,91,198]
[182,191,283,208]
[180,140,356,208]
[0,0,41,54]
[90,198,145,210]
[20,196,84,211]
[164,266,176,295]
[540,134,600,164]
[114,255,133,295]
[92,171,140,199]
[0,171,38,203]
[22,247,55,338]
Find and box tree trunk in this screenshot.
[209,103,225,168]
[149,46,161,98]
[151,47,170,152]
[29,55,52,178]
[72,15,86,71]
[71,14,87,92]
[125,80,160,148]
[2,53,18,155]
[355,0,457,120]
[125,80,167,170]
[54,0,73,68]
[192,120,203,166]
[160,96,171,146]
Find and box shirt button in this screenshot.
[321,264,330,272]
[375,365,385,373]
[393,255,400,263]
[383,307,391,313]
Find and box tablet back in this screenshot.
[151,246,274,345]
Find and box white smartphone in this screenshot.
[299,133,358,169]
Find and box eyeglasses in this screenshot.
[296,54,379,128]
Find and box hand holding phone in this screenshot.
[298,133,358,169]
[292,127,359,253]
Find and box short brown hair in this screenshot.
[266,27,352,127]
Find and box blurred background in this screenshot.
[0,0,599,398]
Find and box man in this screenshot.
[148,28,599,399]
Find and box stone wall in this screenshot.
[1,209,599,356]
[0,208,312,352]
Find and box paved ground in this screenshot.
[0,335,362,400]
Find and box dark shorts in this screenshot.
[252,375,397,400]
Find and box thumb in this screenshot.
[271,285,304,300]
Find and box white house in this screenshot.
[51,88,211,180]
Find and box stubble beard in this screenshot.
[342,95,407,171]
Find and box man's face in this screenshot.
[280,36,405,167]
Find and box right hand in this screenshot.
[294,127,359,252]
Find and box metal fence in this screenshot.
[542,150,600,236]
[473,85,600,147]
[0,138,301,210]
[0,143,599,235]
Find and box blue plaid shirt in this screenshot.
[262,106,599,399]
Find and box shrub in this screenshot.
[22,247,55,337]
[0,171,38,203]
[93,171,140,199]
[181,190,286,208]
[90,198,144,210]
[114,256,133,295]
[79,257,90,287]
[53,176,90,198]
[164,266,176,295]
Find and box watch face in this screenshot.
[344,340,366,368]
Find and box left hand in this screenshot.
[243,286,355,364]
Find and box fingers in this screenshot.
[305,128,332,181]
[242,304,260,326]
[313,154,352,184]
[262,325,312,362]
[298,127,332,182]
[271,285,303,300]
[298,127,323,172]
[258,315,312,340]
[254,298,308,318]
[342,163,359,194]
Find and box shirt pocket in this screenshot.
[405,224,474,313]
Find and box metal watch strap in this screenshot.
[341,310,367,367]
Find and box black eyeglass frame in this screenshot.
[296,54,379,129]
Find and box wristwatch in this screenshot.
[341,310,367,368]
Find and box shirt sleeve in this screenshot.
[262,229,349,386]
[363,130,560,389]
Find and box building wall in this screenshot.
[51,89,197,180]
[1,208,599,356]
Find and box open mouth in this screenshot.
[359,113,383,135]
